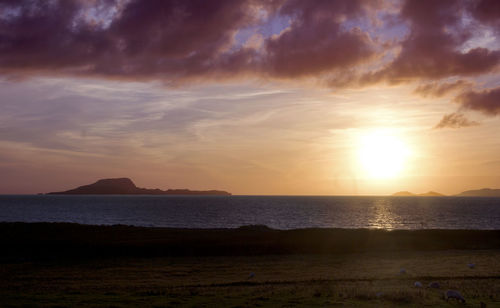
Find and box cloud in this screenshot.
[358,0,500,86]
[0,0,498,90]
[263,0,380,78]
[0,0,268,81]
[434,112,479,129]
[456,87,500,115]
[470,0,500,31]
[0,0,386,83]
[413,80,472,98]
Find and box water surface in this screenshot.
[0,195,499,230]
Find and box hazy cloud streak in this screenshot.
[434,112,479,129]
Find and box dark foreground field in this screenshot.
[0,223,499,307]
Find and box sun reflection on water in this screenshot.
[369,198,397,230]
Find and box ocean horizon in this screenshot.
[1,195,499,230]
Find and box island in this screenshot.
[456,188,500,197]
[392,191,445,197]
[47,178,231,196]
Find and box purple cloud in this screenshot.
[0,0,498,91]
[457,87,500,115]
[414,80,472,98]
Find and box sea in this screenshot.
[0,195,499,230]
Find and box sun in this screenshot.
[357,131,410,179]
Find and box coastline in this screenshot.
[1,222,500,259]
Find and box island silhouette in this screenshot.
[392,189,500,197]
[47,178,231,196]
[456,188,500,197]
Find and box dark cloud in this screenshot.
[264,0,379,78]
[0,0,269,80]
[434,112,479,129]
[360,0,500,85]
[0,0,382,82]
[413,80,471,98]
[470,0,500,30]
[457,87,500,115]
[0,0,498,89]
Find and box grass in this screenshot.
[1,251,499,307]
[0,223,499,307]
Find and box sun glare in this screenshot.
[357,131,410,179]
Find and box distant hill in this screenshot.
[456,188,500,197]
[392,191,445,197]
[392,191,414,196]
[47,178,231,196]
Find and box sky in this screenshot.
[1,0,500,195]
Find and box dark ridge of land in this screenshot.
[456,188,500,197]
[46,177,231,196]
[392,191,445,196]
[1,222,499,260]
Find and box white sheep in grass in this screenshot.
[414,281,423,288]
[444,290,466,303]
[428,281,440,289]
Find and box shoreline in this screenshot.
[2,222,500,259]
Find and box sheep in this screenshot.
[428,281,440,289]
[444,290,465,303]
[414,281,423,288]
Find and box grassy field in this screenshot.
[0,223,499,307]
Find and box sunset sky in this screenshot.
[1,0,500,195]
